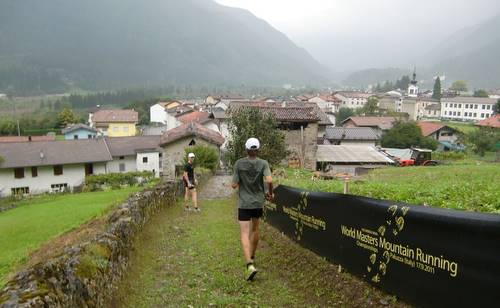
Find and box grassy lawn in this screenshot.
[279,164,500,214]
[0,187,141,285]
[112,198,406,307]
[430,120,478,134]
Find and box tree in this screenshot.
[432,77,442,100]
[467,128,500,157]
[357,97,379,116]
[450,80,468,92]
[381,121,438,150]
[57,108,79,127]
[226,108,288,167]
[336,107,355,126]
[493,99,500,115]
[473,89,489,98]
[183,145,219,172]
[395,75,411,91]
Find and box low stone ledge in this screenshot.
[0,182,176,308]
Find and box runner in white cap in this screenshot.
[232,137,273,281]
[183,152,199,212]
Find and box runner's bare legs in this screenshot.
[239,221,253,263]
[250,218,260,260]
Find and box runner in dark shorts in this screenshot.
[232,137,273,281]
[183,152,199,212]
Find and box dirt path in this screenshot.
[110,177,408,307]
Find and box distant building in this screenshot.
[407,69,419,98]
[417,122,459,144]
[475,114,500,129]
[0,93,7,99]
[341,116,402,135]
[89,109,139,137]
[308,95,341,113]
[423,104,441,119]
[441,97,496,122]
[334,91,373,109]
[62,124,98,140]
[150,101,182,124]
[323,127,379,146]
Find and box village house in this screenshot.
[378,94,440,121]
[316,145,394,175]
[323,127,379,146]
[176,110,219,132]
[308,95,341,113]
[341,116,402,136]
[475,114,500,129]
[423,104,441,119]
[441,97,496,122]
[417,122,459,143]
[62,124,98,140]
[89,109,138,137]
[159,122,225,180]
[105,136,163,178]
[149,101,182,124]
[333,91,374,109]
[0,139,111,197]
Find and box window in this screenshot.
[31,167,38,177]
[481,113,485,118]
[459,104,462,108]
[445,103,448,107]
[486,114,490,118]
[113,126,119,132]
[51,183,68,193]
[474,104,478,109]
[487,105,491,110]
[189,139,196,146]
[465,104,468,109]
[123,126,129,132]
[142,157,148,163]
[14,168,24,179]
[119,156,125,160]
[85,163,94,176]
[119,163,126,172]
[88,134,92,139]
[74,135,79,140]
[474,113,477,117]
[482,105,485,110]
[54,165,63,175]
[11,187,29,195]
[458,112,461,116]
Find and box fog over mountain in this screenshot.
[218,0,500,88]
[0,0,329,94]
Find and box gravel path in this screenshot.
[197,175,234,200]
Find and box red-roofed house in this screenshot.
[475,114,500,129]
[417,122,459,143]
[159,122,224,179]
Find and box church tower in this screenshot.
[408,67,419,98]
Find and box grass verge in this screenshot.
[279,164,500,213]
[0,186,141,286]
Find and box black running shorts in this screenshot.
[238,208,263,221]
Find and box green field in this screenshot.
[0,187,141,285]
[279,164,500,214]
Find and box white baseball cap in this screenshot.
[245,138,260,150]
[188,152,195,158]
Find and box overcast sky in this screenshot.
[215,0,500,71]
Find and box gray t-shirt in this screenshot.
[232,157,271,209]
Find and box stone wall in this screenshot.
[0,182,176,308]
[284,123,318,170]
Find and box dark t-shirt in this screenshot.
[232,157,271,209]
[184,163,194,184]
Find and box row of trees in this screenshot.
[374,75,411,93]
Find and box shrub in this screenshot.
[433,151,467,161]
[183,145,219,172]
[84,171,154,191]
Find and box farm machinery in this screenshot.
[381,148,439,167]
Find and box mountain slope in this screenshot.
[0,0,329,94]
[430,13,500,88]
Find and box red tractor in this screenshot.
[398,148,438,167]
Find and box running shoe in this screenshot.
[194,207,201,212]
[246,264,258,281]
